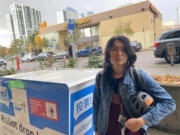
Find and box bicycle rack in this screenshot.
[166,43,175,66]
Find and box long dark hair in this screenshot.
[103,36,137,78]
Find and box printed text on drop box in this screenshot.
[74,93,93,120]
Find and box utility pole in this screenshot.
[176,7,179,25]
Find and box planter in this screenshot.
[155,83,180,133]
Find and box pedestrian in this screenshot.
[16,56,20,71]
[68,45,73,57]
[93,36,176,135]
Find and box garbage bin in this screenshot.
[0,69,100,135]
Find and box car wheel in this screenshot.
[136,48,140,52]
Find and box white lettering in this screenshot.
[74,93,93,120]
[74,115,92,135]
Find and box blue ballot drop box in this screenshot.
[0,69,100,135]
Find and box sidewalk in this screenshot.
[140,47,154,51]
[147,128,179,135]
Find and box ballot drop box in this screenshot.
[0,69,100,135]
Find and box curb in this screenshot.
[140,48,154,51]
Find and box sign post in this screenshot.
[68,22,77,58]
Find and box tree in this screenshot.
[8,39,24,56]
[26,31,38,53]
[0,45,8,58]
[114,21,134,37]
[63,26,80,58]
[41,37,49,50]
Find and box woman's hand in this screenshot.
[95,132,98,135]
[124,117,146,132]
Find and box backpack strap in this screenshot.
[130,67,141,90]
[96,70,103,90]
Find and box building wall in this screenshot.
[58,31,66,51]
[56,8,78,24]
[40,1,162,52]
[42,10,162,52]
[99,11,162,51]
[56,11,65,23]
[148,11,162,41]
[6,13,16,40]
[8,3,42,41]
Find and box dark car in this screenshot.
[77,46,102,57]
[0,58,7,66]
[36,52,54,61]
[52,51,69,60]
[130,41,142,52]
[153,28,180,63]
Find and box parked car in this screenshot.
[77,46,102,57]
[0,58,7,66]
[130,41,142,52]
[36,52,54,61]
[4,55,11,61]
[21,53,36,62]
[52,51,69,60]
[153,28,180,63]
[9,55,16,60]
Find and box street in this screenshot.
[2,49,180,76]
[135,49,180,76]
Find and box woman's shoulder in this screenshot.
[136,68,148,76]
[135,68,155,83]
[95,70,103,81]
[96,70,103,77]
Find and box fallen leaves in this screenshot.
[151,75,180,85]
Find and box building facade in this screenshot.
[40,1,162,52]
[56,7,78,24]
[7,3,41,41]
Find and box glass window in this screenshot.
[41,32,60,51]
[84,27,91,37]
[91,25,98,36]
[159,32,170,40]
[80,29,84,38]
[166,31,180,39]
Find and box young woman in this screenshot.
[93,36,176,135]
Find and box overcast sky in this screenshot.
[0,0,180,47]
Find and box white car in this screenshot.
[0,58,7,66]
[21,53,36,62]
[52,51,69,59]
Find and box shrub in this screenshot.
[86,53,103,68]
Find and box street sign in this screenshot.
[68,23,74,30]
